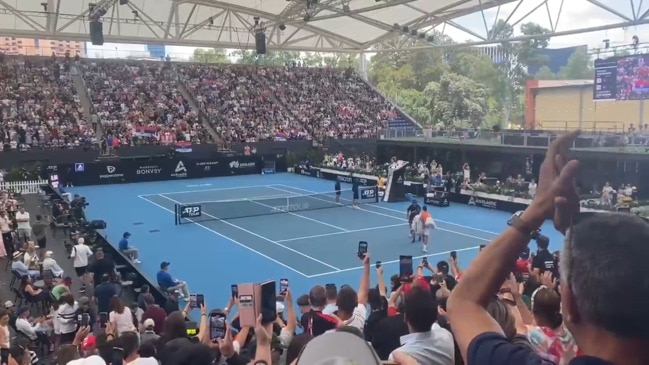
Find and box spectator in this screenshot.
[323,284,337,315]
[140,318,160,344]
[11,252,39,279]
[137,284,151,311]
[14,207,31,243]
[93,274,119,314]
[140,294,166,335]
[42,250,64,278]
[87,249,115,288]
[56,294,79,344]
[70,237,93,293]
[163,292,180,316]
[118,232,141,264]
[0,308,9,349]
[300,285,338,336]
[121,331,158,364]
[14,306,47,343]
[388,285,455,364]
[156,262,190,299]
[31,215,48,251]
[109,297,136,336]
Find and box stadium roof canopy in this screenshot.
[1,0,649,53]
[0,0,520,52]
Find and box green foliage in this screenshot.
[557,47,594,79]
[230,50,360,69]
[190,48,230,64]
[367,22,553,129]
[534,66,556,80]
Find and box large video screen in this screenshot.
[593,54,649,101]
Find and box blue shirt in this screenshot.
[118,238,129,250]
[156,270,175,288]
[468,332,613,365]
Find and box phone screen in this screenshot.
[99,312,108,328]
[375,261,381,269]
[189,294,197,308]
[196,294,205,308]
[399,255,413,279]
[479,244,486,252]
[81,313,90,327]
[358,241,368,258]
[231,285,238,299]
[209,313,227,342]
[279,279,289,295]
[261,281,277,323]
[450,251,457,260]
[422,257,428,266]
[112,348,124,365]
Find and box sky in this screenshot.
[83,0,649,60]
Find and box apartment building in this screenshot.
[0,37,86,57]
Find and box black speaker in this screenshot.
[255,32,266,55]
[89,219,107,230]
[89,21,104,46]
[119,0,129,4]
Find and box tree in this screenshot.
[535,66,556,80]
[557,48,595,79]
[425,73,489,127]
[190,48,229,64]
[395,89,433,124]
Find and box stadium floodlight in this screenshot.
[603,39,610,49]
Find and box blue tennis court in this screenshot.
[69,173,566,308]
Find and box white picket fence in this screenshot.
[1,180,48,194]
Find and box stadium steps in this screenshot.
[174,72,220,142]
[71,65,103,141]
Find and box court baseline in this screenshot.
[156,194,343,272]
[267,185,494,242]
[136,195,313,278]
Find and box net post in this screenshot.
[174,204,178,225]
[374,186,379,203]
[285,197,289,212]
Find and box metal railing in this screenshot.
[378,129,649,150]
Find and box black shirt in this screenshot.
[88,258,115,286]
[352,179,359,193]
[468,332,613,365]
[532,250,556,276]
[370,313,409,360]
[300,310,337,336]
[164,299,179,315]
[407,203,421,219]
[335,181,341,192]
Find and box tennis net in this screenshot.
[174,186,379,225]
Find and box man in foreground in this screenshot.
[448,130,649,365]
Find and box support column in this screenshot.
[359,52,367,80]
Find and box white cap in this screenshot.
[143,318,155,328]
[276,302,285,313]
[45,251,53,257]
[66,355,107,365]
[4,301,13,308]
[78,237,85,245]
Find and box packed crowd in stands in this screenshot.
[81,62,210,146]
[0,57,95,150]
[181,65,307,143]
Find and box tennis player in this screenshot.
[351,178,360,209]
[406,199,421,242]
[411,211,424,244]
[420,206,436,253]
[335,178,341,203]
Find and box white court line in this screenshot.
[275,184,500,236]
[138,184,284,197]
[137,195,311,278]
[158,194,341,271]
[305,246,480,278]
[268,186,492,243]
[245,199,348,232]
[275,223,407,243]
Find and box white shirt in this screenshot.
[70,244,93,268]
[110,307,136,335]
[346,303,367,332]
[528,182,537,197]
[323,303,338,315]
[126,357,159,365]
[42,257,64,277]
[15,317,42,340]
[389,323,455,365]
[15,211,30,230]
[0,216,10,233]
[56,302,79,334]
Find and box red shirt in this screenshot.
[141,305,166,334]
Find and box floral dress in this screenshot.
[526,325,578,365]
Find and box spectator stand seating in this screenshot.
[80,60,209,147]
[0,57,95,150]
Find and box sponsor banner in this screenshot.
[360,187,376,199]
[425,192,450,207]
[467,196,498,209]
[293,167,377,186]
[58,155,272,186]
